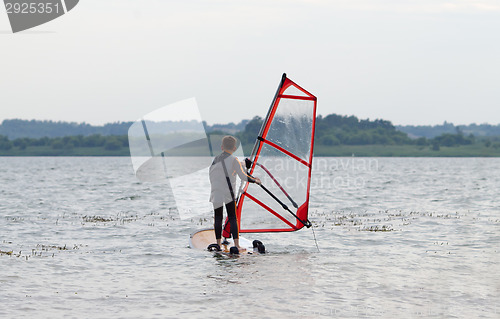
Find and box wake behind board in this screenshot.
[189,229,264,255]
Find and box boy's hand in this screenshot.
[254,177,262,185]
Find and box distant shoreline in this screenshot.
[1,144,500,157]
[2,116,500,158]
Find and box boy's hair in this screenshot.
[222,136,237,151]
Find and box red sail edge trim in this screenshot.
[295,202,309,229]
[278,94,317,101]
[281,78,316,98]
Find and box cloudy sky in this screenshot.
[1,0,499,126]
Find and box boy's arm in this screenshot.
[234,159,261,184]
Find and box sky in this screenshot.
[1,0,499,126]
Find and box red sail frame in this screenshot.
[224,74,317,235]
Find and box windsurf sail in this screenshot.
[225,73,317,234]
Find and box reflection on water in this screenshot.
[0,157,498,318]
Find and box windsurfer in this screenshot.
[209,136,261,251]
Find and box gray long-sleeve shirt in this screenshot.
[209,151,256,207]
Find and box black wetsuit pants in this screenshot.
[214,201,238,240]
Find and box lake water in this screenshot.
[0,157,498,318]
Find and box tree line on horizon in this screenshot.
[232,115,499,151]
[2,117,500,140]
[397,121,500,138]
[0,134,128,152]
[1,115,500,153]
[0,119,132,140]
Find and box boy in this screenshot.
[209,136,261,251]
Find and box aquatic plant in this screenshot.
[0,250,13,256]
[82,215,114,223]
